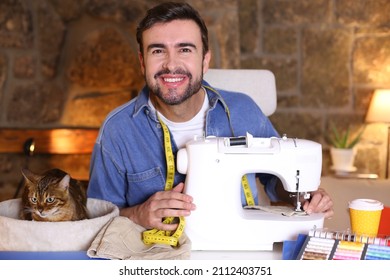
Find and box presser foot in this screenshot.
[290,192,311,213]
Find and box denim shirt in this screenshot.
[87,80,280,208]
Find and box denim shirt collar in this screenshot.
[133,86,151,119]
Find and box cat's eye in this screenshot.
[46,197,55,203]
[30,197,37,204]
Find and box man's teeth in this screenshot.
[164,77,184,83]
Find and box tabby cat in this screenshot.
[20,168,88,222]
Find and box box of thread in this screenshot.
[296,229,390,260]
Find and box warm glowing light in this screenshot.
[29,142,35,153]
[49,129,76,154]
[365,89,390,123]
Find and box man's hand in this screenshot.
[275,180,334,218]
[120,182,196,230]
[303,188,334,218]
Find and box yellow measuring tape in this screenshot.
[142,116,186,246]
[242,175,255,206]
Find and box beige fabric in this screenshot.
[87,216,191,260]
[244,205,308,217]
[0,198,119,251]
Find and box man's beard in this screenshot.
[147,68,203,105]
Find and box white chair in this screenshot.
[204,69,277,116]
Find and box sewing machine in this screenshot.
[177,133,324,251]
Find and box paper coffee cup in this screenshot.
[349,199,383,237]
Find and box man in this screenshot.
[87,2,333,232]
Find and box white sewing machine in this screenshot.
[177,133,324,251]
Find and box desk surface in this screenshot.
[0,243,285,260]
[191,243,283,260]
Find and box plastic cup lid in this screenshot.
[349,199,384,211]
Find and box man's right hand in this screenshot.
[119,182,196,230]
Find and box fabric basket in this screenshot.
[0,198,119,251]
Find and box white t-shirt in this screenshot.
[148,89,209,149]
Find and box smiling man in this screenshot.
[87,2,333,235]
[141,19,210,122]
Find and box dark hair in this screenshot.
[136,2,209,56]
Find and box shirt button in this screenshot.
[157,123,161,129]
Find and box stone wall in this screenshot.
[0,0,389,201]
[240,0,390,178]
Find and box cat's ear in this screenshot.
[59,174,71,190]
[21,168,38,184]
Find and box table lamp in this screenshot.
[365,89,390,178]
